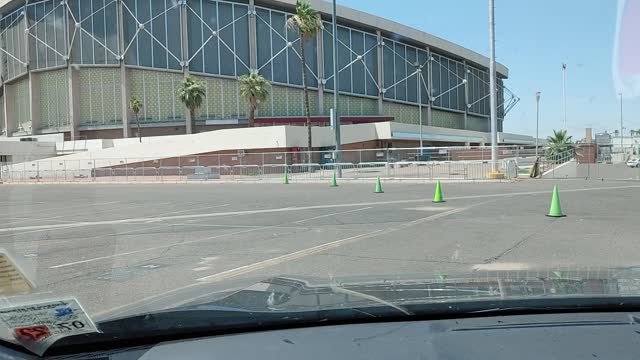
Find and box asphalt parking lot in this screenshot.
[1,178,640,318]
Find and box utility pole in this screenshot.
[332,0,341,177]
[535,91,541,158]
[489,0,498,171]
[562,63,567,131]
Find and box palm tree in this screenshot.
[545,129,575,159]
[129,95,143,143]
[287,1,323,160]
[239,73,271,127]
[177,75,206,134]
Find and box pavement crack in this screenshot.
[483,222,555,264]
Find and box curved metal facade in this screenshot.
[0,0,514,139]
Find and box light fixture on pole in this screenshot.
[535,91,541,158]
[332,0,341,177]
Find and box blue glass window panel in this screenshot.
[337,26,350,93]
[322,26,333,91]
[187,0,203,72]
[201,0,218,74]
[79,0,93,64]
[150,0,167,69]
[104,1,118,63]
[44,1,56,67]
[382,42,394,99]
[351,30,365,95]
[165,4,181,70]
[287,46,302,86]
[234,4,249,75]
[432,55,441,107]
[405,46,417,103]
[364,34,377,97]
[218,2,235,76]
[256,7,271,80]
[92,0,106,65]
[122,0,138,65]
[394,42,406,101]
[271,12,287,84]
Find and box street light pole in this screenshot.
[562,63,567,131]
[332,0,341,176]
[418,66,423,154]
[619,92,623,154]
[488,0,498,171]
[535,91,541,158]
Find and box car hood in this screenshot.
[100,267,640,320]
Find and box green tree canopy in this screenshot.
[129,95,143,143]
[177,76,206,133]
[239,73,271,127]
[287,1,323,158]
[545,129,574,158]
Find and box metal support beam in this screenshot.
[248,0,257,70]
[117,0,130,138]
[489,0,498,170]
[67,66,79,138]
[376,30,383,115]
[180,0,192,134]
[24,0,40,136]
[61,0,78,139]
[316,30,324,115]
[426,47,433,126]
[463,60,469,130]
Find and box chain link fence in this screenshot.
[0,146,526,183]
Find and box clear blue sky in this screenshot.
[336,0,640,139]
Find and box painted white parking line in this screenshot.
[195,207,468,282]
[151,204,230,218]
[48,207,373,269]
[472,263,530,271]
[405,206,453,211]
[1,202,156,228]
[0,201,121,218]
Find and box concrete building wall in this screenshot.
[5,78,30,135]
[0,140,57,162]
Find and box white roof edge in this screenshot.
[266,0,509,78]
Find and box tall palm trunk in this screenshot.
[190,109,196,134]
[248,100,256,127]
[299,37,312,165]
[135,114,141,143]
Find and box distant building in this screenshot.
[0,0,524,147]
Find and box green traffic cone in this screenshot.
[374,177,383,193]
[283,170,289,185]
[432,180,445,203]
[546,185,565,217]
[330,172,338,187]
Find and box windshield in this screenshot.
[0,0,639,356]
